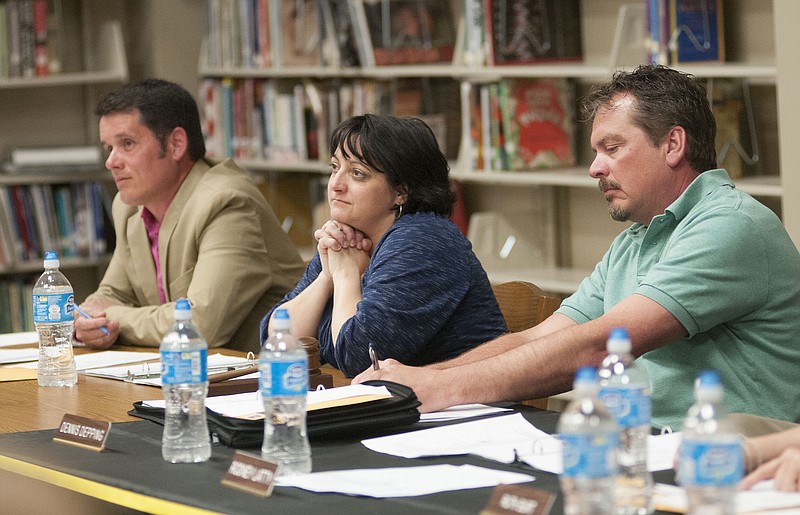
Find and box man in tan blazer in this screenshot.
[74,79,304,353]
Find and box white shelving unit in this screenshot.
[199,0,791,295]
[0,1,128,303]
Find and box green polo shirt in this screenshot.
[558,169,800,429]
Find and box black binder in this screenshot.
[129,380,421,448]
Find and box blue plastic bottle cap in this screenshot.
[44,251,58,260]
[575,366,597,382]
[697,370,721,387]
[175,298,191,311]
[609,327,629,339]
[275,309,289,320]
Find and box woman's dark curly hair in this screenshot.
[329,114,455,217]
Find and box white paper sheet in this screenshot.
[276,464,535,497]
[419,404,512,422]
[520,431,684,474]
[143,384,393,419]
[0,347,39,364]
[81,353,252,383]
[0,331,38,348]
[654,481,800,513]
[362,412,552,464]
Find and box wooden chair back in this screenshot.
[492,281,561,333]
[491,281,561,410]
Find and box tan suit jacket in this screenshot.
[85,158,305,353]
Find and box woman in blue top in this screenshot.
[260,114,506,377]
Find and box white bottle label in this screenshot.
[599,386,651,427]
[32,292,74,323]
[161,349,207,384]
[679,440,743,487]
[259,360,308,396]
[561,432,619,478]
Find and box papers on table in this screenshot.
[0,367,38,382]
[363,412,551,464]
[142,384,394,419]
[419,404,512,422]
[518,431,682,474]
[0,348,39,364]
[12,349,163,371]
[654,481,800,513]
[82,353,252,385]
[276,464,534,497]
[0,331,38,348]
[363,412,683,474]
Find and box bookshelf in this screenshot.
[198,0,794,295]
[0,0,128,331]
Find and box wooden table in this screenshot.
[0,345,350,434]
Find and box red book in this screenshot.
[506,78,576,169]
[10,186,36,261]
[33,0,48,76]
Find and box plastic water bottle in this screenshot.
[678,370,743,515]
[160,298,211,463]
[32,251,77,387]
[598,327,654,514]
[259,309,311,476]
[558,366,619,515]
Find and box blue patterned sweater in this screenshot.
[261,212,507,376]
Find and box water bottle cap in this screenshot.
[695,370,723,401]
[573,366,598,385]
[273,308,291,330]
[606,327,631,353]
[697,370,721,387]
[43,251,59,268]
[174,298,192,320]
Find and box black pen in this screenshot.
[74,305,110,335]
[369,344,380,371]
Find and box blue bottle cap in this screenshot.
[275,309,289,320]
[697,370,721,387]
[609,327,629,339]
[575,366,597,382]
[44,251,58,260]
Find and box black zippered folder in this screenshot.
[129,380,421,448]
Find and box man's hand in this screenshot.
[352,359,458,413]
[74,297,121,349]
[741,447,800,491]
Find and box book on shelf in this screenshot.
[486,0,583,66]
[668,0,724,63]
[0,279,34,332]
[0,187,25,264]
[504,78,576,170]
[0,3,8,78]
[462,78,576,171]
[4,145,102,174]
[201,77,323,163]
[32,0,47,75]
[6,0,22,77]
[319,0,361,67]
[0,182,109,266]
[710,78,753,180]
[358,0,456,66]
[273,0,321,67]
[462,0,488,66]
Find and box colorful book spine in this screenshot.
[669,0,724,63]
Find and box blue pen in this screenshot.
[74,304,110,335]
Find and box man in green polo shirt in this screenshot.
[355,64,800,430]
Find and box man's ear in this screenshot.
[167,126,189,160]
[664,125,687,168]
